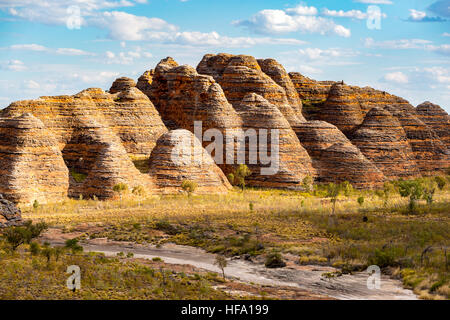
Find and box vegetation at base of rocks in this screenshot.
[70,170,87,183]
[130,156,150,174]
[228,165,252,191]
[265,252,286,269]
[1,221,48,251]
[0,240,232,300]
[181,180,198,196]
[21,175,450,299]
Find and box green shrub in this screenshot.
[181,180,198,196]
[264,252,286,268]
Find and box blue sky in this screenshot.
[0,0,449,111]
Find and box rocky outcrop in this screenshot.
[295,121,385,188]
[257,59,306,122]
[2,88,167,158]
[68,118,154,200]
[0,113,69,205]
[351,86,401,115]
[320,83,364,134]
[149,130,231,194]
[416,101,450,149]
[109,77,136,94]
[350,107,420,179]
[0,194,23,227]
[197,54,304,127]
[289,72,334,102]
[235,93,315,188]
[383,103,449,175]
[136,69,154,96]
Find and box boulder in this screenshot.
[0,194,23,227]
[109,77,136,94]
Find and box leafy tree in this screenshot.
[341,181,353,197]
[357,196,365,207]
[326,183,342,216]
[214,255,228,280]
[375,182,396,207]
[302,176,313,193]
[181,180,198,197]
[233,164,252,191]
[113,183,128,201]
[65,238,83,253]
[2,221,48,251]
[397,180,424,213]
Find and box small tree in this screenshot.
[435,176,446,191]
[2,221,48,251]
[357,196,365,207]
[132,185,146,206]
[375,182,395,207]
[302,176,313,193]
[181,180,198,197]
[397,180,424,214]
[113,183,128,201]
[341,181,353,197]
[326,183,342,216]
[214,255,228,280]
[233,164,252,191]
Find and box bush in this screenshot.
[264,252,286,268]
[2,221,48,251]
[181,180,198,196]
[434,176,446,190]
[29,242,40,256]
[64,238,83,253]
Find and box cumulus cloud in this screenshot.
[406,9,446,22]
[383,71,409,84]
[233,5,351,37]
[104,46,152,64]
[322,8,387,20]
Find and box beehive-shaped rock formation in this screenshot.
[109,77,136,94]
[350,107,420,179]
[136,69,154,96]
[234,93,315,188]
[320,83,364,134]
[295,121,385,188]
[383,103,449,175]
[257,59,306,122]
[416,101,450,150]
[2,88,167,158]
[67,117,154,200]
[0,113,69,204]
[149,130,231,194]
[197,53,304,127]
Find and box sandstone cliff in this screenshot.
[295,121,385,188]
[149,130,231,194]
[235,93,315,188]
[350,107,420,179]
[416,101,450,150]
[0,113,69,205]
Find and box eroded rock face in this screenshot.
[295,121,385,188]
[109,77,136,94]
[235,93,315,189]
[416,101,450,150]
[149,130,231,193]
[383,103,449,175]
[350,107,421,179]
[136,69,154,96]
[257,59,306,122]
[0,113,69,204]
[197,53,304,127]
[320,83,364,134]
[2,88,168,158]
[289,72,335,103]
[68,118,154,200]
[0,194,23,227]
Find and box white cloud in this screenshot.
[104,46,152,64]
[285,5,318,16]
[91,10,178,41]
[364,37,432,49]
[354,0,393,4]
[56,48,94,56]
[24,79,40,89]
[294,47,358,60]
[3,60,27,71]
[443,32,450,37]
[233,6,351,37]
[10,43,47,51]
[384,71,409,84]
[409,9,426,21]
